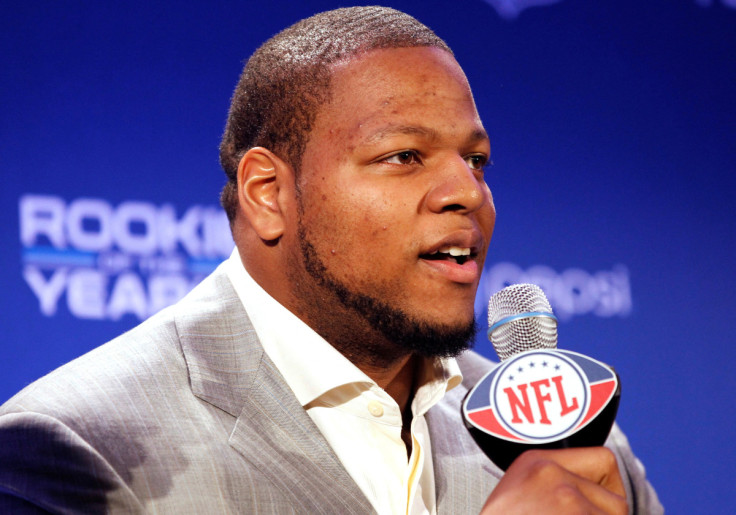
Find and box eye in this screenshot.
[465,154,490,170]
[384,150,421,165]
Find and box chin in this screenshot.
[416,306,475,328]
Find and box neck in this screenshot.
[361,353,419,457]
[359,353,418,413]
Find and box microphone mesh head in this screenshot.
[487,283,558,361]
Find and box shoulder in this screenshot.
[0,308,179,513]
[0,266,244,455]
[456,349,496,389]
[1,304,183,419]
[1,266,238,420]
[0,267,263,511]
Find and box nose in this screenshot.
[425,155,490,214]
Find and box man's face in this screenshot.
[283,46,495,361]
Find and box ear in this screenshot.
[236,147,292,241]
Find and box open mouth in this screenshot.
[420,246,474,265]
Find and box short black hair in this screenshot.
[219,6,451,223]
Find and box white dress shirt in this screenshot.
[224,249,462,514]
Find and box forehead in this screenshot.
[310,46,483,147]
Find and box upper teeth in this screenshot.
[433,246,471,257]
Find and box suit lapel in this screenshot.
[176,267,372,513]
[428,385,503,514]
[229,354,373,513]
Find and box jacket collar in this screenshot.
[428,383,503,513]
[174,266,373,513]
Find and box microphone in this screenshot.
[462,284,621,471]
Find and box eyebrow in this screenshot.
[363,124,489,146]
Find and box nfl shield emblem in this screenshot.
[463,349,620,470]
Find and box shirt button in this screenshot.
[367,400,384,417]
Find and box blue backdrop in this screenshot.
[2,1,734,512]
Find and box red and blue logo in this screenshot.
[463,349,619,443]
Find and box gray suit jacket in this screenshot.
[0,267,662,513]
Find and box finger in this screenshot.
[484,448,628,515]
[518,447,626,498]
[558,472,628,515]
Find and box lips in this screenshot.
[419,233,483,283]
[423,245,472,264]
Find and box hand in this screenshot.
[481,447,627,514]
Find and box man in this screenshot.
[0,6,661,513]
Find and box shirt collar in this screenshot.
[224,249,463,409]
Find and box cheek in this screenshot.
[305,176,397,231]
[370,222,391,238]
[332,202,398,255]
[302,187,408,269]
[480,186,496,235]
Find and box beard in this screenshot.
[293,218,477,367]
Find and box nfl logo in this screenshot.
[463,349,620,469]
